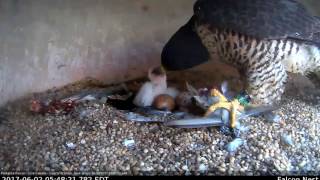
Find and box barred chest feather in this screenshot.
[196,25,320,76]
[196,25,320,104]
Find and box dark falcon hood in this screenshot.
[161,15,209,70]
[161,0,320,71]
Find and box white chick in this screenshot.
[133,66,168,107]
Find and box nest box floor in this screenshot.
[0,64,319,175]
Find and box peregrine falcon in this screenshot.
[161,0,320,105]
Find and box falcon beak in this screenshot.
[161,15,209,71]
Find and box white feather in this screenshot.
[133,82,156,107]
[133,81,169,107]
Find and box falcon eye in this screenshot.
[193,1,205,19]
[196,6,202,14]
[194,3,201,13]
[194,6,201,16]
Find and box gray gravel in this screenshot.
[0,83,319,176]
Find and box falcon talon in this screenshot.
[204,88,242,129]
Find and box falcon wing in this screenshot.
[195,0,320,43]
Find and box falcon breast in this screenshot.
[161,0,320,105]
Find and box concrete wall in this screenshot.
[302,0,320,15]
[0,0,195,106]
[0,0,319,107]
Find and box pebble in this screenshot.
[229,157,235,164]
[226,138,244,153]
[298,160,307,168]
[281,134,294,146]
[199,164,207,172]
[66,142,76,150]
[123,139,135,148]
[218,167,226,173]
[182,165,189,171]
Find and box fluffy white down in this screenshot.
[133,83,179,107]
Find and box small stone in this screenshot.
[281,134,294,146]
[82,161,88,166]
[182,165,189,171]
[298,161,307,168]
[123,139,135,148]
[230,157,235,164]
[218,167,226,173]
[157,165,164,171]
[62,166,69,171]
[226,138,244,153]
[199,164,208,173]
[240,168,246,173]
[149,124,160,133]
[66,142,76,150]
[99,97,108,104]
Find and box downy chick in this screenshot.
[133,66,178,107]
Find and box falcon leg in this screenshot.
[245,56,288,105]
[241,54,288,128]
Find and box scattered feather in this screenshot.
[123,139,135,149]
[263,112,282,123]
[199,164,208,173]
[281,134,294,146]
[226,138,244,153]
[66,142,77,150]
[186,82,199,96]
[221,81,229,96]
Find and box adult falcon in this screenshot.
[161,0,320,105]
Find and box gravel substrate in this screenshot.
[0,78,319,176]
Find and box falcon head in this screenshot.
[161,1,210,71]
